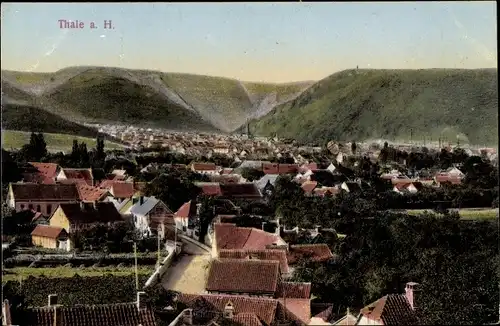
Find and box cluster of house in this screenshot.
[5,158,471,251]
[2,218,422,325]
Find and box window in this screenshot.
[36,205,41,212]
[28,204,33,210]
[46,205,52,215]
[20,204,25,210]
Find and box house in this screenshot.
[206,259,281,297]
[7,183,80,216]
[49,202,124,237]
[444,167,465,178]
[31,224,69,251]
[218,248,291,276]
[208,174,241,184]
[255,174,280,196]
[171,293,309,326]
[219,183,262,201]
[174,200,198,233]
[393,182,424,194]
[194,182,223,196]
[75,183,110,202]
[126,196,174,238]
[99,181,138,201]
[262,163,299,175]
[22,162,60,184]
[356,282,420,325]
[191,162,218,175]
[213,145,230,155]
[206,259,311,300]
[56,168,94,186]
[2,292,157,326]
[287,244,335,265]
[301,181,318,196]
[212,223,287,258]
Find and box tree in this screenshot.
[20,132,47,161]
[240,167,264,182]
[95,136,105,162]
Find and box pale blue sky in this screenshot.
[1,2,497,82]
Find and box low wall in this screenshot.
[178,234,211,252]
[144,246,177,288]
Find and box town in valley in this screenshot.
[1,2,498,326]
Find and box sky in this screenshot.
[1,2,497,83]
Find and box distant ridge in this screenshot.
[1,66,314,134]
[245,68,498,146]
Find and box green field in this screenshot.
[406,208,498,221]
[2,130,124,152]
[2,266,153,282]
[248,68,498,145]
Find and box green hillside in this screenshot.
[247,69,498,145]
[2,103,100,137]
[159,73,252,131]
[2,130,123,152]
[45,70,217,132]
[2,67,311,134]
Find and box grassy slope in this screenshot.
[45,69,217,132]
[160,73,253,131]
[242,81,313,103]
[3,67,312,133]
[248,69,498,145]
[2,130,123,152]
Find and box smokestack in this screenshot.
[224,302,234,319]
[2,300,12,326]
[405,282,420,310]
[136,291,147,310]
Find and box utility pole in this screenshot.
[156,227,161,269]
[134,242,139,291]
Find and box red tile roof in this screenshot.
[174,200,195,219]
[276,282,311,299]
[232,312,264,326]
[360,294,417,325]
[218,249,290,274]
[192,162,217,171]
[313,187,339,197]
[287,244,334,265]
[299,163,318,173]
[76,184,109,202]
[214,223,283,252]
[11,183,80,201]
[28,162,59,179]
[208,174,240,184]
[301,181,318,194]
[262,163,299,175]
[13,302,157,326]
[61,168,93,185]
[277,298,311,324]
[21,173,56,184]
[195,182,223,196]
[178,293,302,326]
[110,182,136,198]
[435,175,462,185]
[206,259,280,295]
[31,225,67,239]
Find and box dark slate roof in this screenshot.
[11,183,80,201]
[57,202,124,224]
[10,302,157,326]
[360,294,418,325]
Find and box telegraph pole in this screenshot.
[134,242,139,291]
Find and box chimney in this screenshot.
[139,196,144,205]
[2,300,12,326]
[92,201,97,209]
[182,309,193,325]
[223,302,234,319]
[136,291,147,310]
[48,294,58,307]
[405,282,420,310]
[79,201,85,210]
